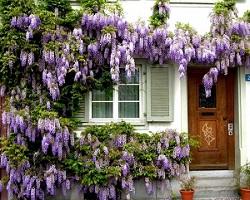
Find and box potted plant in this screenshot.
[179,176,197,200]
[235,162,250,200]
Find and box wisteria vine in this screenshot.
[0,0,249,199]
[70,122,192,200]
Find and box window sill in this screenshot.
[80,119,146,127]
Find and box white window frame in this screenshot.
[89,64,146,124]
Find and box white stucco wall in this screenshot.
[120,0,247,35]
[244,68,250,163]
[121,1,212,35]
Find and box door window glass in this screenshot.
[199,85,216,108]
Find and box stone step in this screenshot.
[193,187,239,198]
[168,171,239,199]
[195,178,235,187]
[189,170,235,179]
[186,170,240,200]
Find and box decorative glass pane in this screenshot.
[92,102,113,118]
[119,102,139,118]
[92,90,112,101]
[118,85,139,101]
[199,85,216,108]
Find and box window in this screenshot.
[76,61,174,124]
[90,68,141,122]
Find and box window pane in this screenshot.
[92,102,113,118]
[120,69,139,84]
[119,85,139,101]
[91,67,141,120]
[119,102,139,118]
[92,90,112,101]
[199,85,216,108]
[118,68,140,119]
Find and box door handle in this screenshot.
[228,121,233,135]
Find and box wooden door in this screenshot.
[188,68,235,170]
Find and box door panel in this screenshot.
[188,68,235,170]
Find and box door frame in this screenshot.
[187,67,235,170]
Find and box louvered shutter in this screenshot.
[74,94,89,122]
[147,65,174,122]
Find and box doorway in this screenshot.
[188,68,235,170]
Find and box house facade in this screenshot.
[0,0,250,199]
[72,0,250,171]
[70,0,250,198]
[121,0,250,170]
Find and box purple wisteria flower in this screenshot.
[173,146,182,159]
[46,101,51,109]
[157,168,166,179]
[11,17,17,27]
[103,146,109,155]
[203,73,213,97]
[0,153,7,167]
[29,14,41,30]
[0,85,6,97]
[42,135,50,154]
[145,177,154,195]
[115,134,127,147]
[121,163,130,176]
[157,154,169,170]
[27,52,35,66]
[20,50,28,67]
[158,1,170,16]
[180,144,190,158]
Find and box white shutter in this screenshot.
[74,94,89,122]
[147,65,174,122]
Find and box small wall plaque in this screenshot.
[246,74,250,81]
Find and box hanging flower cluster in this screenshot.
[201,1,250,96]
[169,23,197,79]
[1,1,250,98]
[11,14,41,41]
[149,0,171,28]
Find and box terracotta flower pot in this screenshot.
[180,190,195,200]
[241,188,250,200]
